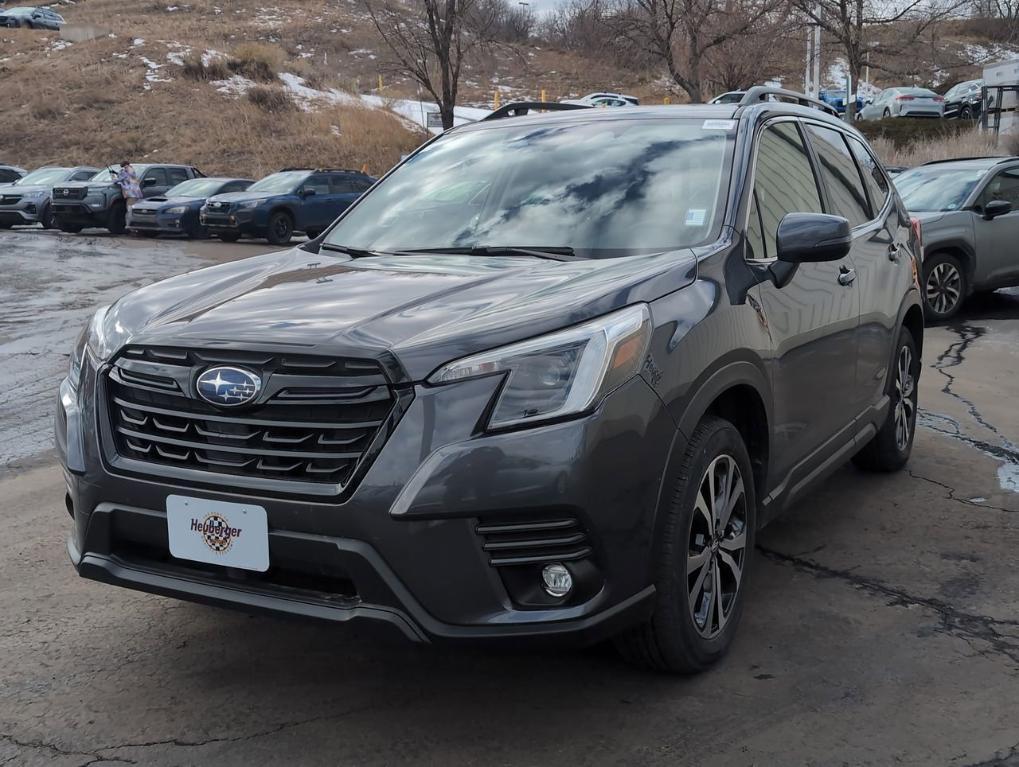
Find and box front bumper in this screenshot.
[200,209,264,237]
[0,201,41,225]
[57,364,678,645]
[52,201,108,226]
[127,209,188,234]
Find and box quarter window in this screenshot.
[752,122,823,258]
[846,136,889,214]
[806,125,871,227]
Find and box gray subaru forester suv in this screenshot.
[57,90,924,673]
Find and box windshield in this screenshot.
[323,118,734,257]
[165,178,228,198]
[248,171,308,193]
[89,165,150,182]
[16,168,68,186]
[895,166,986,211]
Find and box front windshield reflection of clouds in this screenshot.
[896,167,985,212]
[324,119,734,257]
[248,171,309,193]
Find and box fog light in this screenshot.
[541,563,572,598]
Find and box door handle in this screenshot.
[888,243,902,262]
[838,266,856,286]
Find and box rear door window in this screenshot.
[806,125,871,227]
[752,121,824,257]
[978,168,1019,209]
[166,167,189,186]
[846,136,890,214]
[303,174,331,195]
[143,168,167,188]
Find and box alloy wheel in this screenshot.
[687,454,747,640]
[893,345,916,452]
[926,262,962,316]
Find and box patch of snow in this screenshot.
[278,72,360,111]
[361,95,489,134]
[49,39,72,52]
[202,49,224,66]
[166,5,179,10]
[141,56,171,89]
[213,74,256,96]
[131,37,145,47]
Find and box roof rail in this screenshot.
[277,167,370,174]
[738,86,839,117]
[483,102,592,121]
[921,155,1012,166]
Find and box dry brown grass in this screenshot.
[869,128,1006,167]
[246,84,295,113]
[227,42,285,82]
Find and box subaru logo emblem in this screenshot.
[196,366,262,407]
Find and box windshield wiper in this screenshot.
[396,245,580,261]
[319,243,391,258]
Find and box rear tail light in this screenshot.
[933,96,944,102]
[910,216,923,256]
[896,95,915,101]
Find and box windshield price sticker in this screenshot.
[702,120,737,131]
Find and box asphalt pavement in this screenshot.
[1,227,1017,767]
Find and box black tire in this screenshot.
[57,221,83,233]
[960,105,973,120]
[923,251,967,321]
[266,211,293,246]
[853,327,919,473]
[615,416,757,673]
[40,203,55,229]
[883,108,891,118]
[107,203,127,235]
[217,231,241,243]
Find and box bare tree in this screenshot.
[701,10,800,93]
[363,0,499,129]
[791,0,967,119]
[610,0,783,102]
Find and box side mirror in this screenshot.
[142,177,158,187]
[776,212,852,263]
[984,199,1012,219]
[300,187,316,197]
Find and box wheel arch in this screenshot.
[925,240,975,287]
[659,360,773,540]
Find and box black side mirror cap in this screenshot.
[776,212,852,263]
[984,199,1012,219]
[301,188,316,197]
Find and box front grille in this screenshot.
[0,194,21,205]
[105,346,401,490]
[54,186,87,200]
[131,208,156,217]
[476,516,592,567]
[205,201,233,213]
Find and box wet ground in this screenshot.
[1,227,1018,766]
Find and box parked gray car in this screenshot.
[0,166,99,229]
[0,5,65,28]
[895,156,1019,320]
[859,87,945,120]
[0,165,26,184]
[52,164,203,234]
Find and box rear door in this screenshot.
[971,165,1019,287]
[747,119,861,486]
[330,174,370,214]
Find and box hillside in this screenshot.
[1,0,1017,178]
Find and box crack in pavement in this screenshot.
[908,468,1015,513]
[0,733,135,767]
[93,699,402,759]
[757,546,1019,668]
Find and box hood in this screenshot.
[0,184,52,195]
[135,196,203,210]
[205,191,285,205]
[55,180,113,191]
[100,246,698,381]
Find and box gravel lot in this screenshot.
[1,227,1018,767]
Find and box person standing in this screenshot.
[112,161,143,208]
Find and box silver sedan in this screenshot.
[859,87,945,120]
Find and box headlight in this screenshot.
[24,190,47,201]
[68,305,110,389]
[237,199,261,209]
[428,304,652,429]
[87,186,111,195]
[165,206,188,215]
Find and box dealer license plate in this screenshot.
[166,495,269,572]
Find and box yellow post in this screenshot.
[540,88,547,103]
[664,95,671,105]
[377,74,384,92]
[494,90,501,109]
